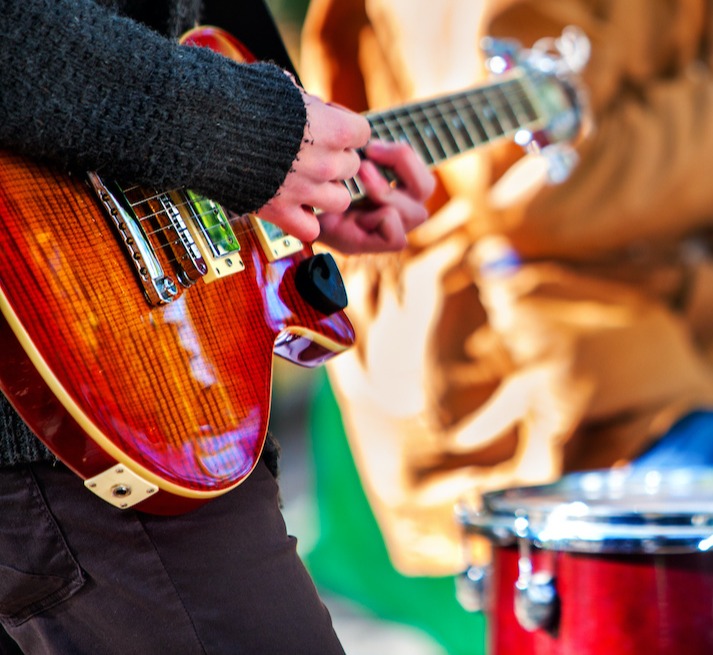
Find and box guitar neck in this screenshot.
[345,68,553,202]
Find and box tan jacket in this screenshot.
[301,0,713,575]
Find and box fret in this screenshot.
[510,77,540,124]
[491,83,520,134]
[344,176,366,201]
[374,109,439,165]
[450,98,483,150]
[455,92,491,144]
[409,105,449,162]
[442,97,477,152]
[399,117,436,164]
[473,87,506,139]
[369,115,399,143]
[362,67,576,174]
[419,101,461,160]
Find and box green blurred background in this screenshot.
[264,3,487,653]
[265,0,310,61]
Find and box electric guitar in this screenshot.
[0,26,588,513]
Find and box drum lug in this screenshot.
[514,570,559,632]
[456,564,491,612]
[513,514,560,632]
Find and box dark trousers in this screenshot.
[0,460,345,655]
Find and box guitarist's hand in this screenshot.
[256,91,371,242]
[317,141,436,254]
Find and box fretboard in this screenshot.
[344,69,550,202]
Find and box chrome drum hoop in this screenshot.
[456,467,713,555]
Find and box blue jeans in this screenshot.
[632,410,713,469]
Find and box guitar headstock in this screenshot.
[482,26,593,184]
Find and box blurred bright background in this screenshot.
[270,361,450,655]
[263,1,456,653]
[264,0,309,60]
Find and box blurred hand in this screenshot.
[317,140,436,253]
[257,90,371,241]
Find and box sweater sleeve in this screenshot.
[0,0,307,215]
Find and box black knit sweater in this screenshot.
[0,0,307,472]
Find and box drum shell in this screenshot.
[488,542,713,655]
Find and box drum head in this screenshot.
[457,467,713,554]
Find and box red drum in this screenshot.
[456,468,713,655]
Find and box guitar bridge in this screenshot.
[88,173,178,306]
[154,190,207,286]
[89,173,250,305]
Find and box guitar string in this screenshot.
[378,83,536,127]
[127,82,541,227]
[364,70,536,123]
[126,78,540,213]
[369,85,539,145]
[369,91,532,140]
[136,88,539,229]
[368,86,541,164]
[118,81,548,259]
[122,111,541,262]
[366,76,540,130]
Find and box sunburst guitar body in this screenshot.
[0,27,355,514]
[0,23,588,513]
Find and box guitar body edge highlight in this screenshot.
[0,26,356,514]
[0,25,587,514]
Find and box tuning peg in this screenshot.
[540,143,579,184]
[481,36,521,73]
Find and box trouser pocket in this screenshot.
[0,466,85,626]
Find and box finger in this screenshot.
[358,160,429,231]
[354,206,408,251]
[276,149,356,213]
[314,212,359,254]
[326,104,371,149]
[355,158,392,203]
[256,200,321,243]
[304,93,371,149]
[310,180,356,215]
[363,141,436,201]
[296,134,362,185]
[317,210,405,254]
[310,147,362,185]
